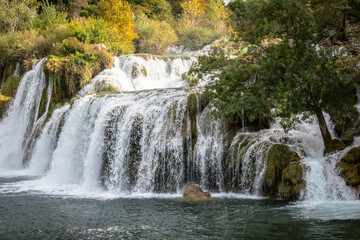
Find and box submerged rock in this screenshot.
[264,144,304,199]
[183,184,211,201]
[336,146,360,194]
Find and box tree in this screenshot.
[177,0,207,33]
[192,0,358,154]
[98,0,138,52]
[205,0,231,34]
[0,0,39,33]
[32,1,68,32]
[310,0,360,42]
[136,13,178,54]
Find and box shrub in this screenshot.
[0,30,46,65]
[0,0,39,34]
[80,4,98,18]
[136,15,178,54]
[88,17,111,45]
[60,37,85,55]
[178,27,219,50]
[31,1,67,32]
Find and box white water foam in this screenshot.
[0,59,48,170]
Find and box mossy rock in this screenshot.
[1,75,20,97]
[341,146,360,165]
[141,66,147,77]
[336,147,360,195]
[131,63,141,79]
[324,139,346,155]
[265,144,302,198]
[1,62,17,86]
[279,161,305,199]
[94,81,120,93]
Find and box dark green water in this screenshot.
[0,177,359,240]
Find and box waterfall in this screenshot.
[0,59,49,170]
[27,104,70,175]
[0,54,358,201]
[80,54,196,95]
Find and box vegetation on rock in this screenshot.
[337,146,360,193]
[265,144,304,199]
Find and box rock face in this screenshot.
[264,144,304,199]
[336,146,360,194]
[183,184,211,201]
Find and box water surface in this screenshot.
[1,176,359,239]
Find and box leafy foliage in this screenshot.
[98,0,138,53]
[32,1,67,32]
[136,14,178,54]
[191,0,360,150]
[0,0,39,33]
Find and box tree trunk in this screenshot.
[314,107,333,152]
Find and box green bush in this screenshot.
[88,17,111,45]
[0,0,38,34]
[136,15,178,54]
[61,37,85,55]
[31,1,67,32]
[178,27,219,50]
[0,30,46,65]
[80,4,99,18]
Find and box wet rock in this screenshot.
[279,161,305,199]
[324,139,346,155]
[94,81,120,93]
[341,146,360,165]
[265,144,304,199]
[336,147,360,194]
[183,184,211,201]
[341,136,354,147]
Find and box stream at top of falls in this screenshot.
[0,54,359,239]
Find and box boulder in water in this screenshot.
[183,184,211,201]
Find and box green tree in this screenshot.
[136,13,178,54]
[98,0,138,53]
[0,0,39,33]
[193,0,358,154]
[32,1,68,32]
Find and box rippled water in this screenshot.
[1,177,359,239]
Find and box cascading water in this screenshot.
[0,54,358,204]
[0,59,50,170]
[27,104,70,175]
[80,54,196,95]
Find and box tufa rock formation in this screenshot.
[264,144,304,199]
[336,146,360,195]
